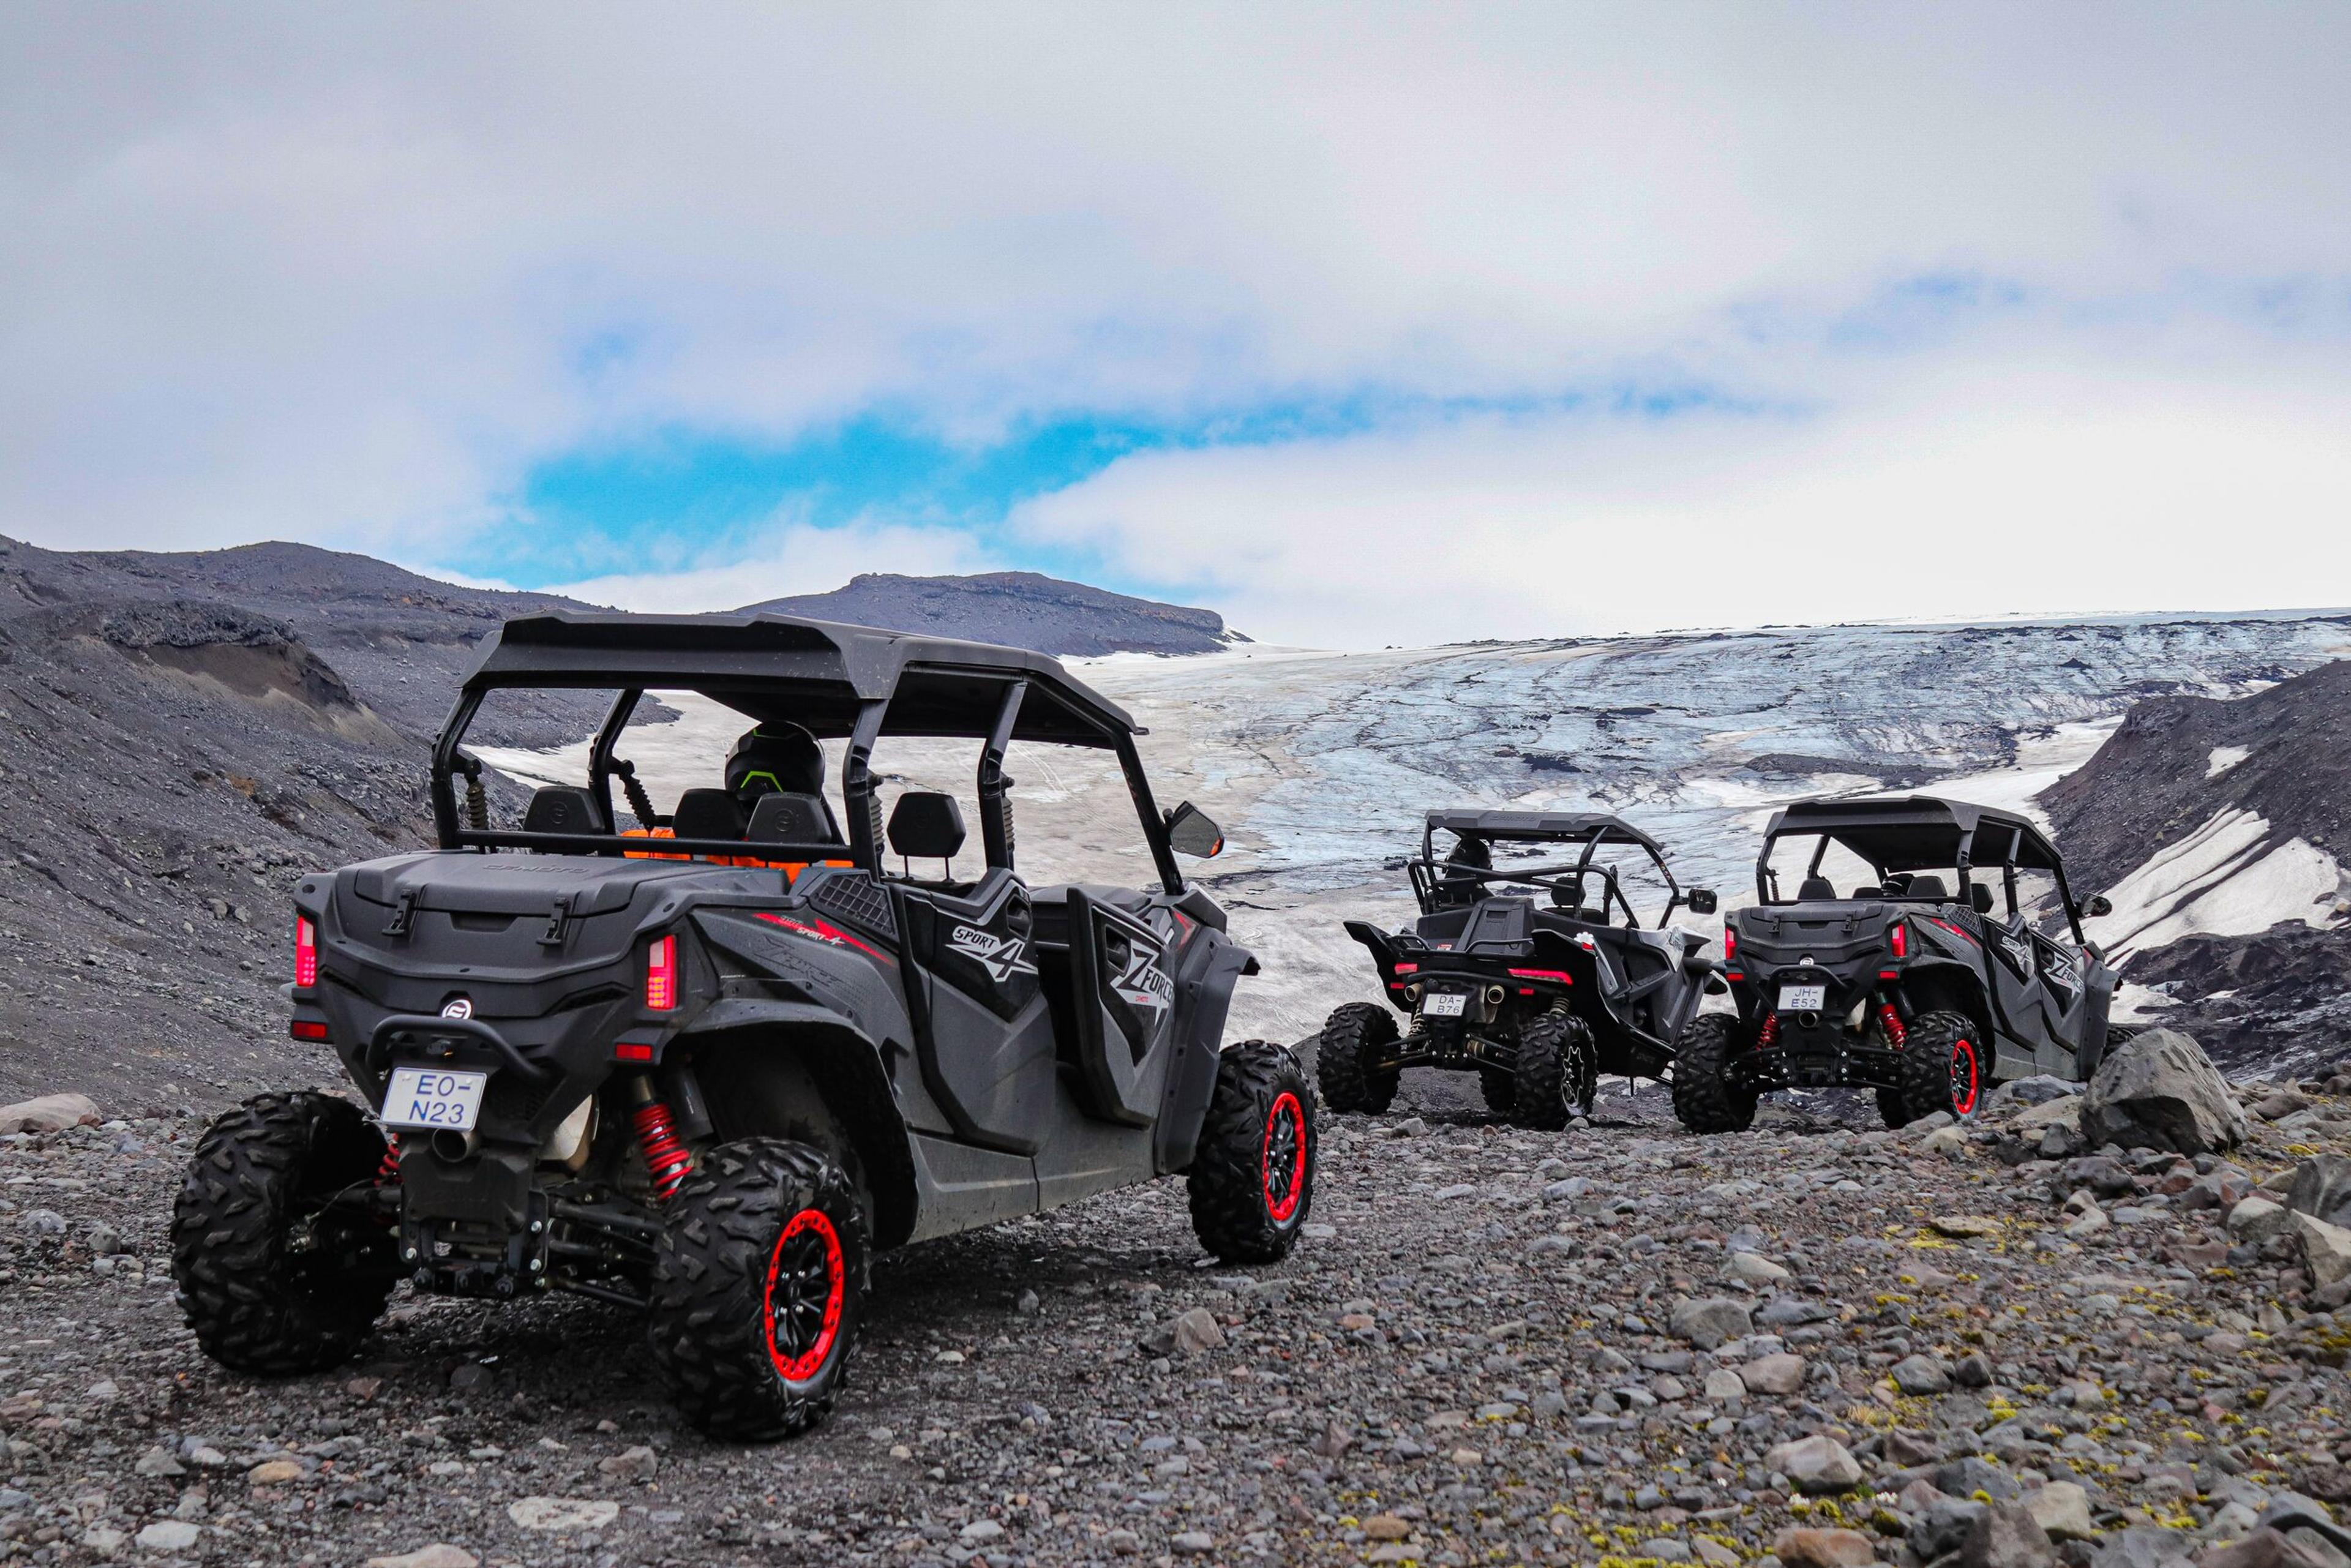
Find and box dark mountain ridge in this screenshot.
[743,570,1243,657]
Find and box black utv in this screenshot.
[1318,811,1726,1129]
[1673,795,2125,1135]
[171,612,1313,1439]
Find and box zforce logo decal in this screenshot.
[950,923,1037,984]
[1113,943,1175,1015]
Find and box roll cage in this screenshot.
[1409,809,1692,929]
[429,611,1188,893]
[1754,795,2091,943]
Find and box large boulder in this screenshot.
[2290,1212,2351,1289]
[0,1094,100,1133]
[2081,1030,2248,1154]
[2287,1156,2351,1229]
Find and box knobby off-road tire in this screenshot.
[1510,1012,1590,1131]
[1190,1041,1317,1265]
[172,1091,397,1375]
[1891,1010,1986,1127]
[1670,1014,1757,1134]
[2104,1024,2142,1049]
[1316,1003,1398,1115]
[1479,1068,1517,1116]
[649,1138,869,1442]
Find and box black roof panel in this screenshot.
[463,610,1140,745]
[1763,795,2063,872]
[1426,809,1667,858]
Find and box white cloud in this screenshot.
[3,0,2350,632]
[1017,356,2351,645]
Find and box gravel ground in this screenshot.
[3,1070,2350,1568]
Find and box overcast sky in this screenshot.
[5,5,2349,645]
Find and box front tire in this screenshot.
[650,1139,868,1441]
[1316,1003,1398,1115]
[1891,1010,1985,1126]
[1190,1041,1317,1264]
[1670,1015,1757,1134]
[171,1092,397,1375]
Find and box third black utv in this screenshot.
[1318,811,1726,1128]
[1673,795,2126,1134]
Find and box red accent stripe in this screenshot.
[755,912,893,962]
[1506,968,1573,986]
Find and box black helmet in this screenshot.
[726,723,825,802]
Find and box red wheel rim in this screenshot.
[1262,1091,1307,1223]
[1949,1037,1981,1116]
[762,1208,844,1382]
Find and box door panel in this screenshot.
[898,869,1058,1154]
[1065,889,1179,1125]
[2029,930,2091,1073]
[1987,917,2059,1062]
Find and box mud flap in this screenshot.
[1066,890,1173,1125]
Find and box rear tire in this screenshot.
[1315,1003,1398,1115]
[1670,1015,1757,1134]
[171,1092,397,1375]
[650,1138,868,1441]
[1510,1013,1588,1131]
[1190,1041,1317,1264]
[1891,1010,1985,1126]
[1479,1068,1517,1115]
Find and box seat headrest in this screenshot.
[1905,875,1950,901]
[887,792,967,860]
[726,723,826,803]
[672,787,747,842]
[522,786,607,836]
[746,791,842,846]
[1797,876,1837,902]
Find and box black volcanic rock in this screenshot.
[2042,659,2351,1068]
[742,570,1242,656]
[2042,659,2351,892]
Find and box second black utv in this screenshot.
[1318,810,1725,1128]
[1673,795,2126,1135]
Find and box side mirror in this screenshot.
[1164,801,1224,858]
[1684,887,1719,915]
[2083,893,2113,919]
[1970,883,1995,915]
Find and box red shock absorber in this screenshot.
[631,1087,696,1202]
[1758,1014,1779,1048]
[1878,1003,1908,1050]
[375,1133,402,1185]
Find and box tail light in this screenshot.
[294,917,318,988]
[1722,928,1736,962]
[645,935,678,1011]
[1889,922,1907,959]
